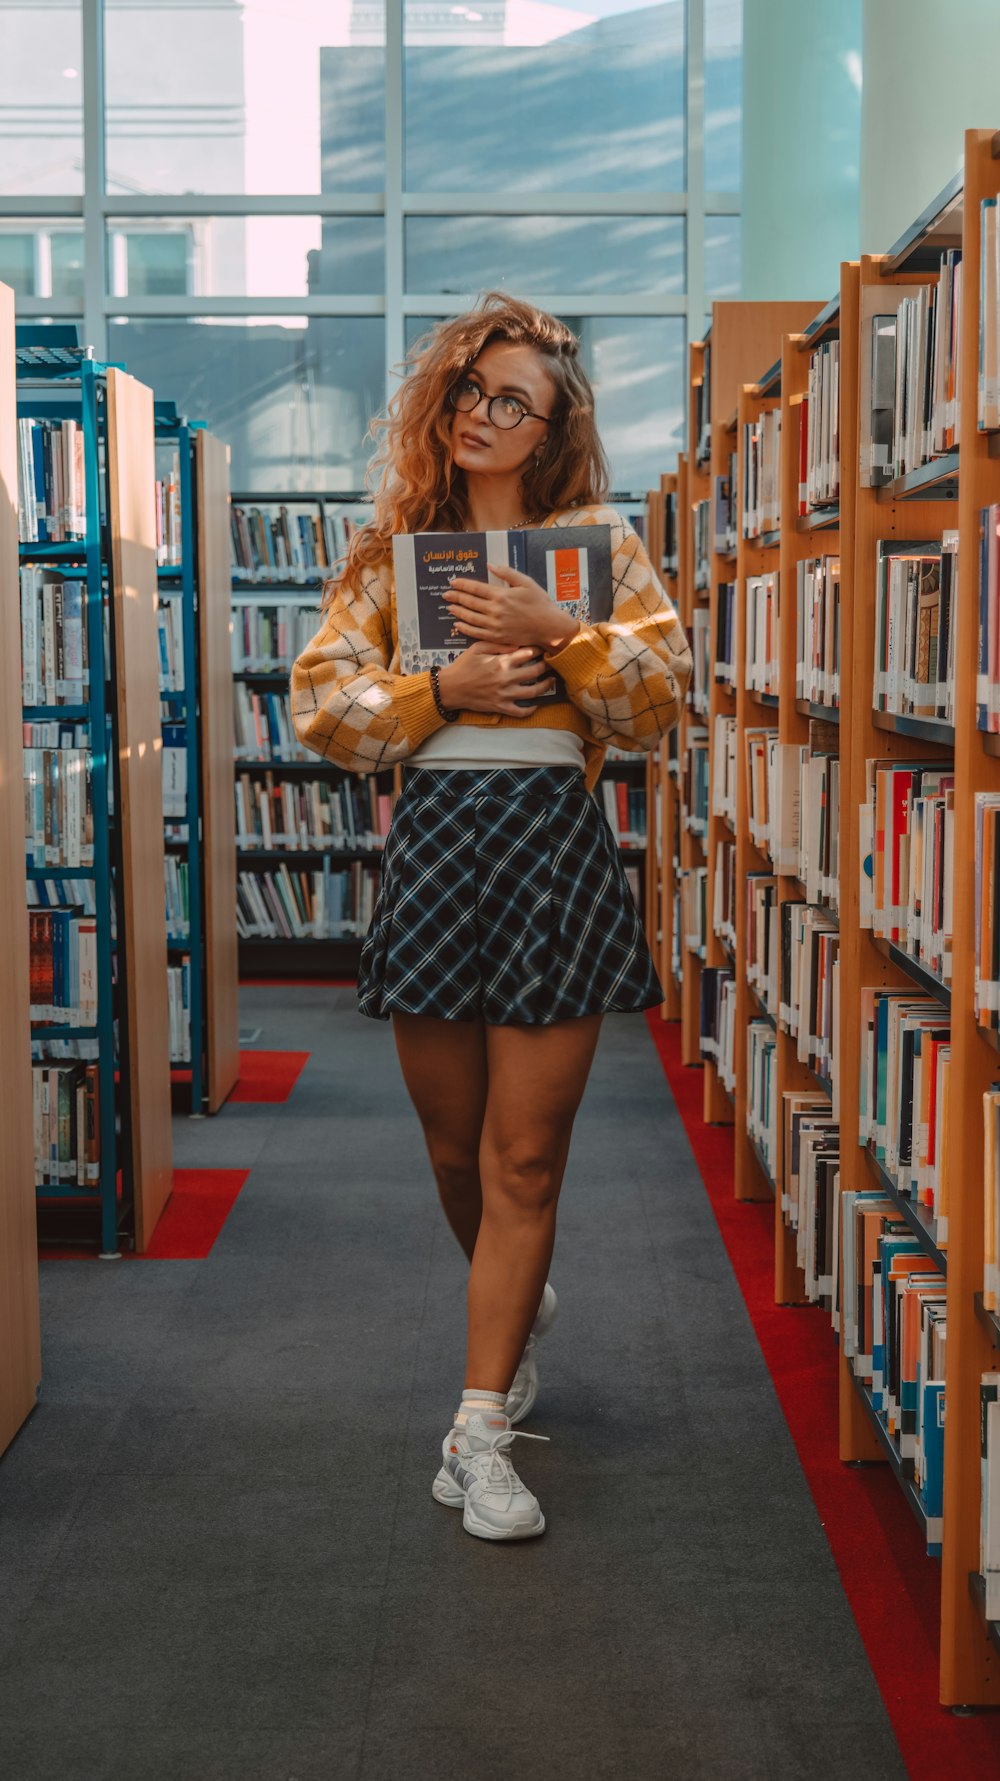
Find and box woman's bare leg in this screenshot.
[466,1014,603,1392]
[391,1011,488,1260]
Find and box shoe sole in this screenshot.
[463,1501,545,1541]
[432,1470,546,1539]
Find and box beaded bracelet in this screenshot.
[430,664,460,722]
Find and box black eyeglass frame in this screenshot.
[447,376,552,430]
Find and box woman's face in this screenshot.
[449,340,556,484]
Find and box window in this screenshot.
[3,2,742,492]
[107,315,385,494]
[404,0,685,194]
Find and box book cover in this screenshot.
[392,525,614,702]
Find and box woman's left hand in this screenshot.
[443,563,580,654]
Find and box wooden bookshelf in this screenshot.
[0,282,40,1454]
[17,344,172,1255]
[660,134,1000,1706]
[196,430,240,1111]
[648,473,681,1018]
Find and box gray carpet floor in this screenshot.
[0,988,907,1781]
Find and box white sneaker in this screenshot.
[431,1410,548,1540]
[506,1281,559,1426]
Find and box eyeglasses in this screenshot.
[447,375,551,431]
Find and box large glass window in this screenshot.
[108,316,385,493]
[403,0,685,194]
[405,216,685,299]
[2,2,742,494]
[0,5,84,195]
[106,216,384,299]
[705,0,742,190]
[104,1,384,197]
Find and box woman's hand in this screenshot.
[443,563,580,653]
[437,641,557,717]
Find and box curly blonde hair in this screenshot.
[327,292,611,605]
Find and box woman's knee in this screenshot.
[482,1139,563,1217]
[426,1138,482,1203]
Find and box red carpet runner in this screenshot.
[228,1049,309,1103]
[645,1011,1000,1777]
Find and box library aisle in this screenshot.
[0,986,911,1781]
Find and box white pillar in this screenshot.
[741,0,861,302]
[860,0,1000,254]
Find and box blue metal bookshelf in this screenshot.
[17,344,121,1255]
[154,402,205,1110]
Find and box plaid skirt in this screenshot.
[357,765,663,1026]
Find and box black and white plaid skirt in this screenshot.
[357,765,663,1026]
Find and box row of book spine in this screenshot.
[796,556,841,709]
[168,960,191,1063]
[234,772,392,854]
[742,408,781,538]
[19,570,89,706]
[32,1061,100,1187]
[799,338,841,511]
[712,452,738,555]
[859,989,950,1239]
[231,601,322,672]
[745,571,780,698]
[866,250,962,485]
[23,725,94,868]
[598,778,647,847]
[689,607,711,716]
[873,536,957,724]
[234,684,307,762]
[16,417,86,542]
[236,860,382,941]
[861,759,953,988]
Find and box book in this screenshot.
[392,525,614,689]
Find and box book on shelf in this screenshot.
[745,571,780,698]
[795,556,841,709]
[157,598,185,695]
[745,873,778,1016]
[858,989,951,1236]
[236,858,382,942]
[32,1061,99,1188]
[154,458,182,567]
[747,1019,778,1183]
[982,1375,1000,1617]
[713,454,738,554]
[873,536,956,724]
[710,713,737,825]
[700,965,735,1089]
[16,416,86,542]
[742,408,781,538]
[168,960,191,1064]
[800,338,841,512]
[745,725,778,855]
[862,251,962,486]
[693,501,710,591]
[976,506,1000,731]
[234,684,313,763]
[694,349,711,467]
[981,198,1000,432]
[714,582,735,694]
[662,488,678,577]
[690,607,711,716]
[983,1094,1000,1312]
[681,863,708,958]
[712,837,736,947]
[19,569,89,707]
[231,500,350,583]
[598,778,646,848]
[392,525,613,686]
[231,601,323,673]
[683,727,710,836]
[234,770,391,854]
[23,722,94,868]
[861,759,953,984]
[782,1095,839,1303]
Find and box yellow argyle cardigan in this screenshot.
[289,504,692,794]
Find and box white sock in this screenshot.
[455,1387,507,1427]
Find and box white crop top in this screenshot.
[408,724,586,772]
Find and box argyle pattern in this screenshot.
[357,766,663,1026]
[289,506,692,793]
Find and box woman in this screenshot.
[290,293,691,1543]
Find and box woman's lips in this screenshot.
[459,431,490,450]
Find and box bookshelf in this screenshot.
[17,343,172,1255]
[0,283,40,1453]
[647,474,681,1017]
[156,407,238,1112]
[230,491,395,977]
[661,134,1000,1706]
